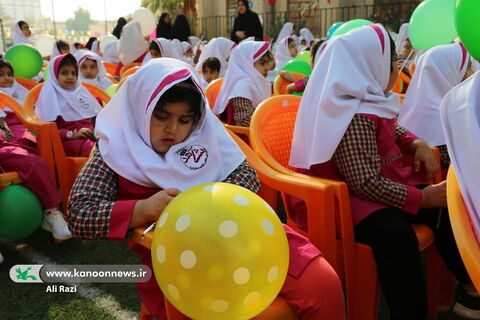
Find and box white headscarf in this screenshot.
[313,40,328,68]
[440,70,480,237]
[91,40,101,56]
[472,58,480,72]
[118,22,149,65]
[170,39,190,63]
[396,23,409,55]
[274,37,294,71]
[398,43,469,147]
[103,40,119,64]
[290,24,400,168]
[188,36,200,51]
[95,58,245,190]
[75,50,113,90]
[240,36,255,44]
[13,22,33,45]
[276,23,294,44]
[0,80,29,105]
[51,42,61,58]
[35,54,102,122]
[142,38,184,66]
[300,28,314,45]
[196,37,237,77]
[213,41,272,115]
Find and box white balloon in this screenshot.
[34,34,56,57]
[100,35,117,54]
[132,8,156,37]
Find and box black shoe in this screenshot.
[453,286,480,319]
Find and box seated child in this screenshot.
[181,41,194,64]
[52,40,70,58]
[213,41,274,126]
[0,59,36,149]
[200,57,220,88]
[75,50,114,90]
[35,53,101,157]
[68,58,346,320]
[289,24,479,320]
[274,37,298,71]
[0,108,71,240]
[196,37,236,77]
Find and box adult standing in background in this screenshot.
[171,14,191,42]
[156,13,172,39]
[112,17,127,39]
[13,21,33,45]
[231,0,263,43]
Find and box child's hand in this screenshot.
[411,139,438,181]
[286,83,296,94]
[130,188,181,228]
[280,71,296,82]
[72,128,93,139]
[421,181,446,208]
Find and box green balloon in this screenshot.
[0,184,42,240]
[455,0,480,60]
[409,0,457,50]
[43,65,49,81]
[4,44,43,79]
[105,84,118,97]
[282,59,311,76]
[296,51,311,64]
[331,19,373,37]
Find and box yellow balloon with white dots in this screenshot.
[151,182,289,320]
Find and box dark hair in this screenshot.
[156,13,172,39]
[149,41,161,55]
[57,54,78,77]
[56,40,69,52]
[18,21,27,29]
[258,50,274,64]
[154,79,202,126]
[74,42,84,50]
[388,32,396,72]
[86,37,98,50]
[0,59,14,75]
[310,39,325,66]
[287,38,296,47]
[202,57,221,73]
[171,15,191,42]
[112,17,127,39]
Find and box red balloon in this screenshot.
[268,0,276,5]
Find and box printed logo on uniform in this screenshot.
[176,145,208,170]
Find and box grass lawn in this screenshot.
[0,226,459,320]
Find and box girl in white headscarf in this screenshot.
[36,54,101,157]
[196,37,237,77]
[13,21,33,45]
[276,22,295,45]
[68,57,346,320]
[141,38,184,67]
[398,43,473,170]
[116,21,149,76]
[51,40,70,59]
[170,39,190,63]
[289,24,476,319]
[213,41,273,126]
[396,23,409,55]
[440,70,480,317]
[74,50,114,90]
[300,28,314,47]
[274,37,297,71]
[103,40,119,64]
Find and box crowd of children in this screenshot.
[1,2,480,319]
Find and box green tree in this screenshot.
[65,7,94,33]
[141,0,196,15]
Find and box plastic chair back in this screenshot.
[103,62,117,75]
[273,72,304,96]
[121,66,140,79]
[119,62,141,78]
[447,166,480,290]
[105,74,118,84]
[15,77,38,90]
[204,78,223,108]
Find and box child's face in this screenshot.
[21,24,31,37]
[203,67,219,83]
[60,47,70,55]
[150,101,195,154]
[184,49,193,58]
[0,66,14,88]
[254,55,274,78]
[80,59,99,79]
[150,49,161,59]
[57,65,78,90]
[385,60,399,95]
[288,41,298,57]
[401,40,412,59]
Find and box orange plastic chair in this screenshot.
[103,62,117,75]
[204,78,223,107]
[0,171,22,189]
[250,94,453,320]
[119,62,141,78]
[15,77,38,90]
[0,91,56,180]
[24,83,110,213]
[105,74,119,84]
[273,72,304,96]
[447,166,480,290]
[121,66,140,79]
[117,76,129,91]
